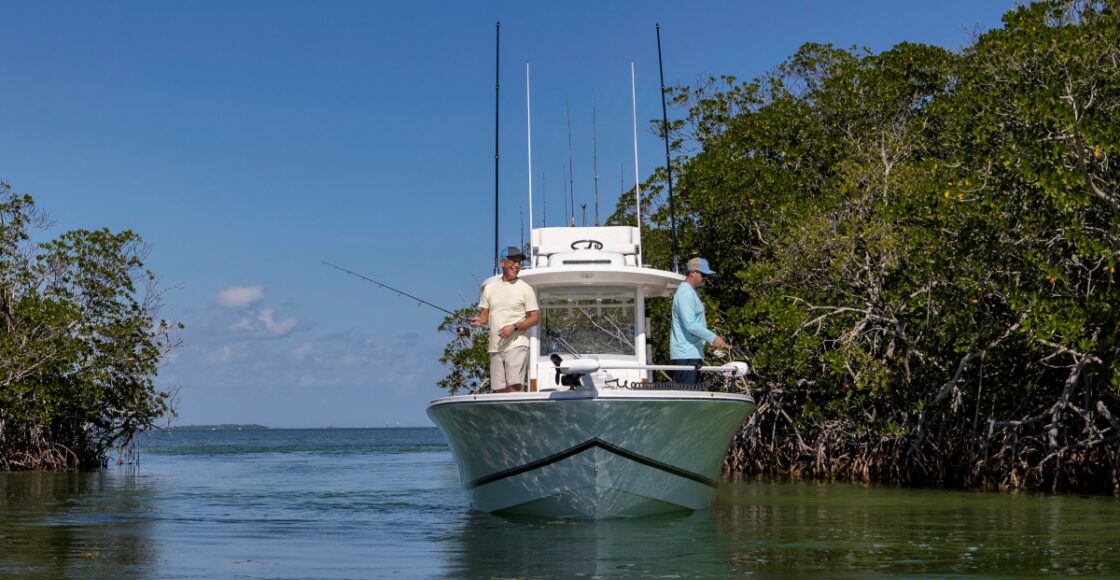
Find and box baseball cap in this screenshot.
[686,257,715,275]
[500,246,526,261]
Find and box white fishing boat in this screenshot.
[427,226,756,518]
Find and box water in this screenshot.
[2,428,1120,578]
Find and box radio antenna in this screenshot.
[593,96,601,226]
[565,99,576,227]
[562,163,568,228]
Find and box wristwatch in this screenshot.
[513,323,520,332]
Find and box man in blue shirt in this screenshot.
[670,257,726,384]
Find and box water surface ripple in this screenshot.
[1,427,1118,578]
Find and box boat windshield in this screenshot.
[538,288,635,356]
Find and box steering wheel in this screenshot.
[570,239,603,250]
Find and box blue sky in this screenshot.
[1,0,1014,428]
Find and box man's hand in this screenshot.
[711,335,726,349]
[469,316,484,328]
[498,324,516,339]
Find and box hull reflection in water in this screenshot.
[427,389,755,518]
[444,509,732,578]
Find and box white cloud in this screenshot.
[228,308,302,338]
[259,308,298,337]
[216,285,265,309]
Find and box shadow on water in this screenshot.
[0,469,158,579]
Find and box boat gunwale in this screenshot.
[427,389,755,408]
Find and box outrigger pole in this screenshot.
[656,24,680,274]
[323,261,458,317]
[526,62,534,261]
[631,61,643,267]
[494,21,501,274]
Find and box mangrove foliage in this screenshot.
[621,0,1120,493]
[0,183,178,470]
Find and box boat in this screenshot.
[427,225,756,518]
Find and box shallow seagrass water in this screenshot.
[2,428,1120,579]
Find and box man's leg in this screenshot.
[489,351,509,393]
[503,346,529,392]
[671,358,702,385]
[492,348,527,393]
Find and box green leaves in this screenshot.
[618,0,1120,490]
[436,307,487,395]
[1,183,176,471]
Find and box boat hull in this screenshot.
[427,390,755,518]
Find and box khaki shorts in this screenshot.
[490,346,529,392]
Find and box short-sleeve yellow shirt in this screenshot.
[479,277,538,353]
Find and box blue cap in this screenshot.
[500,246,526,261]
[686,257,715,275]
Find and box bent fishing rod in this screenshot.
[322,261,461,317]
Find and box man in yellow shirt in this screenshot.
[470,246,539,393]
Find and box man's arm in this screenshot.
[518,310,540,331]
[470,286,490,328]
[470,307,490,328]
[498,309,538,339]
[681,293,725,348]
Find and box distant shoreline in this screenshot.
[173,424,270,431]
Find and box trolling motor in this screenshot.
[550,353,588,387]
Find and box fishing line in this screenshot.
[322,261,460,317]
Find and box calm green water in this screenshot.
[1,428,1119,578]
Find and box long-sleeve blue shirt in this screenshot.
[670,282,716,360]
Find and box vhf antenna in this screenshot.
[566,98,576,227]
[593,96,601,226]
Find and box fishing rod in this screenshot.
[322,261,459,317]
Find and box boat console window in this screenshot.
[538,289,635,357]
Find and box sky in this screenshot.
[0,0,1017,428]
